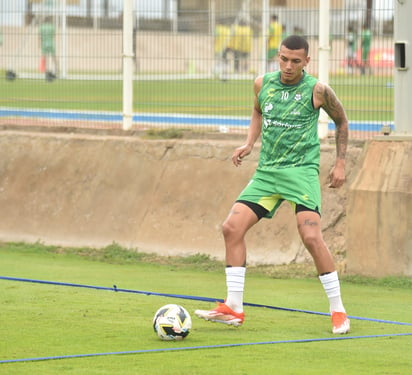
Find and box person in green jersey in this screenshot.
[360,24,372,75]
[195,35,350,334]
[347,24,358,73]
[39,16,58,81]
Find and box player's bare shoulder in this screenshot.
[313,81,346,121]
[254,75,264,94]
[252,75,264,113]
[313,81,332,107]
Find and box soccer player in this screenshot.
[360,24,372,75]
[39,16,59,81]
[213,23,231,79]
[267,15,283,71]
[195,35,350,334]
[230,20,253,73]
[346,25,358,74]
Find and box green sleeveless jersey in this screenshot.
[258,71,320,171]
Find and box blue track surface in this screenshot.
[0,107,394,132]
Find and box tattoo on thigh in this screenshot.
[302,219,319,227]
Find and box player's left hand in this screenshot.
[328,164,346,188]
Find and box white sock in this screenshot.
[225,267,246,313]
[319,271,346,313]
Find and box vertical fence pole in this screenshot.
[210,0,215,36]
[318,0,330,139]
[60,0,67,79]
[261,0,269,75]
[122,0,133,131]
[93,0,99,29]
[394,0,412,135]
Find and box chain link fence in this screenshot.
[0,0,395,138]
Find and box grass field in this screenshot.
[0,75,394,122]
[1,242,411,374]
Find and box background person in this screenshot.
[195,35,350,335]
[233,20,253,73]
[346,24,358,74]
[226,20,253,73]
[39,16,58,81]
[267,14,282,71]
[214,23,231,79]
[360,24,372,75]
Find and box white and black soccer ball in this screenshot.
[153,304,192,341]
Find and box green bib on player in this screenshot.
[258,71,320,171]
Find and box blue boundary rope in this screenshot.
[1,275,412,326]
[1,333,411,364]
[1,275,411,364]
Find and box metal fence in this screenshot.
[0,0,395,139]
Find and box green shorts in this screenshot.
[41,44,55,55]
[361,48,370,61]
[236,166,321,218]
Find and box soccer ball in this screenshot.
[153,304,192,341]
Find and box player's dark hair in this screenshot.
[281,35,309,55]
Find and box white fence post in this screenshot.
[318,0,330,139]
[122,0,134,131]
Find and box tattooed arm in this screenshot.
[313,82,349,188]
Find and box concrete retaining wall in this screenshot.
[347,140,412,276]
[0,130,363,267]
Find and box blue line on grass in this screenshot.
[1,275,412,326]
[1,333,411,364]
[0,107,394,132]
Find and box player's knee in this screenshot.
[301,232,323,252]
[221,220,233,238]
[222,220,240,241]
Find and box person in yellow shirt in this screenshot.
[214,23,231,79]
[267,15,282,71]
[215,24,231,56]
[229,20,253,73]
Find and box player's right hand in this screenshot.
[232,144,252,167]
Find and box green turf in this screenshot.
[0,75,393,122]
[0,243,411,374]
